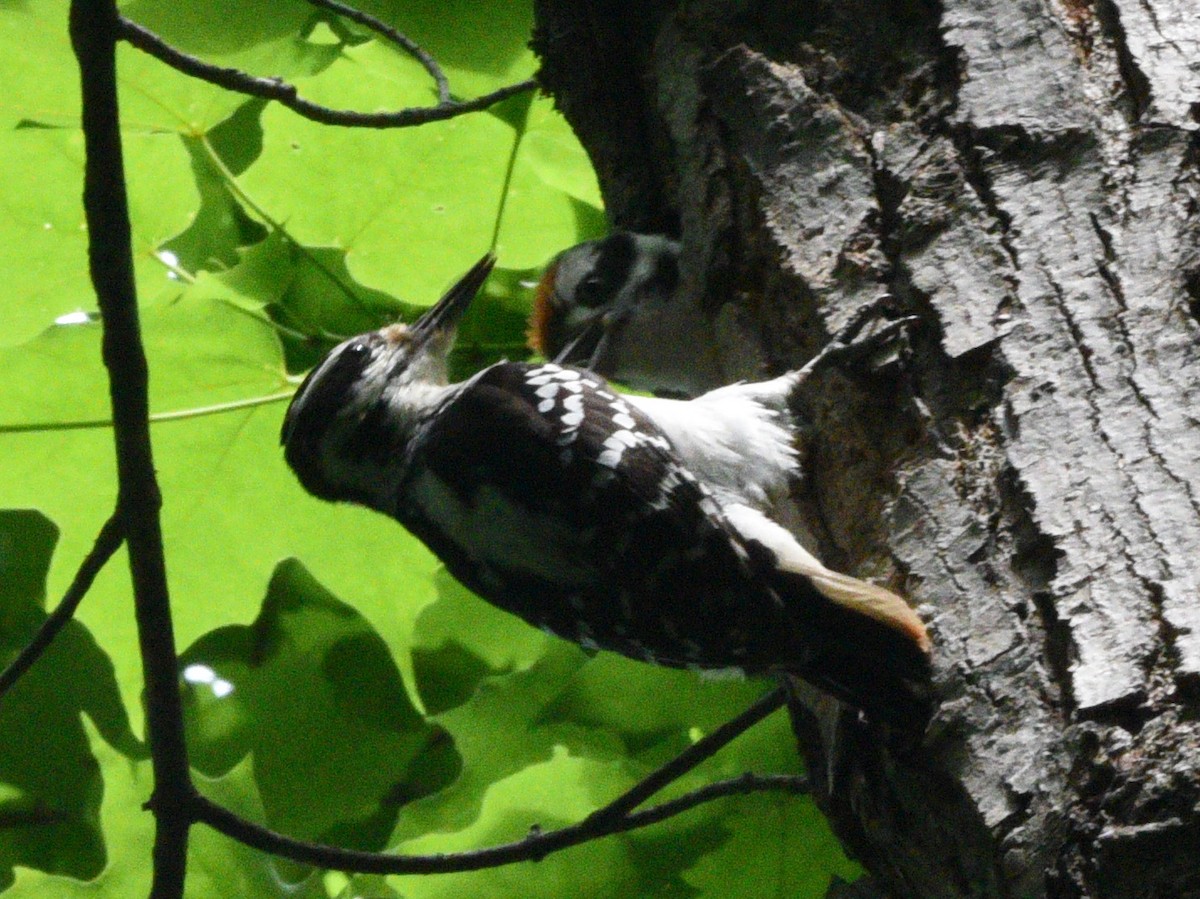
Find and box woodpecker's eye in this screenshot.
[344,342,370,362]
[574,275,609,309]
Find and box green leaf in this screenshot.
[542,654,774,757]
[5,724,331,899]
[0,511,142,890]
[240,98,515,302]
[189,757,329,898]
[682,794,861,899]
[119,0,318,63]
[0,126,199,347]
[492,96,605,270]
[4,722,153,898]
[342,0,536,94]
[394,747,643,899]
[181,560,461,851]
[233,58,601,308]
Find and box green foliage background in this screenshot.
[0,0,858,895]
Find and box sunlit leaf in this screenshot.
[0,512,141,890]
[182,560,461,850]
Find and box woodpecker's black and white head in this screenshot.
[281,254,495,506]
[531,233,680,368]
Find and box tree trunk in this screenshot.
[531,1,1200,896]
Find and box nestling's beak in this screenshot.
[553,308,630,372]
[552,313,607,366]
[404,253,497,346]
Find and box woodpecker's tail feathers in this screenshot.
[793,560,931,654]
[723,503,929,651]
[778,568,935,729]
[722,502,933,727]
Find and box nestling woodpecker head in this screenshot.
[530,232,681,371]
[280,253,495,503]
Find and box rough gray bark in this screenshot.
[532,2,1200,896]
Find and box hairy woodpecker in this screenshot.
[282,255,933,728]
[530,232,723,397]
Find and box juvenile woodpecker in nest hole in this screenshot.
[530,232,723,397]
[281,255,933,728]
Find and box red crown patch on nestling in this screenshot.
[527,262,558,357]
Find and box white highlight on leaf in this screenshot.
[55,310,94,326]
[183,663,235,697]
[183,664,215,684]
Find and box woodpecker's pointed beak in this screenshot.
[408,253,496,344]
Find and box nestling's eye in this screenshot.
[574,275,609,309]
[344,341,370,361]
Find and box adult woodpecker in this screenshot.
[530,232,723,397]
[282,254,933,728]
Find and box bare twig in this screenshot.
[117,16,536,129]
[302,0,450,104]
[190,770,808,874]
[582,685,787,824]
[71,1,194,896]
[0,513,125,701]
[191,687,790,873]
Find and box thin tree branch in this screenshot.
[117,16,536,129]
[612,772,810,832]
[190,771,808,875]
[0,513,124,701]
[71,1,194,896]
[581,684,787,824]
[302,0,450,104]
[190,687,789,873]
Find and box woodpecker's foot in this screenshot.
[796,299,917,383]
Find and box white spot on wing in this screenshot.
[605,430,638,448]
[538,398,555,413]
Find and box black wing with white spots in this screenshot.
[393,362,817,675]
